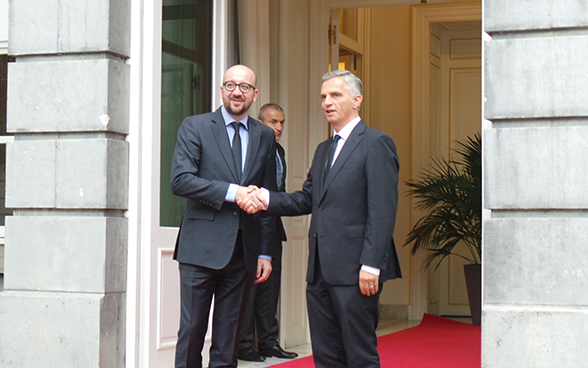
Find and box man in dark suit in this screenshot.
[171,65,278,368]
[238,104,298,362]
[239,69,401,368]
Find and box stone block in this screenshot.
[9,0,130,56]
[485,35,588,119]
[5,140,56,208]
[484,127,588,209]
[6,139,128,209]
[7,57,129,134]
[484,218,588,306]
[4,216,127,293]
[55,139,128,209]
[485,0,588,33]
[0,291,125,367]
[482,307,588,368]
[8,1,58,55]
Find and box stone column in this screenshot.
[0,1,130,367]
[483,1,588,367]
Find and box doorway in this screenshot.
[318,2,482,321]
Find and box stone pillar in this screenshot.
[483,1,588,367]
[0,1,130,367]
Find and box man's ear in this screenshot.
[353,94,363,110]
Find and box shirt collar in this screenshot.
[221,105,249,130]
[333,116,361,141]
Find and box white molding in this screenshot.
[212,1,230,111]
[409,2,481,320]
[309,1,330,151]
[330,10,341,72]
[136,0,161,365]
[238,0,271,114]
[125,2,144,367]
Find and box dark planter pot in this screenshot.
[463,263,481,326]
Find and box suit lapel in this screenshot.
[211,108,241,183]
[320,121,366,201]
[242,116,261,183]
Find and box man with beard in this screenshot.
[171,64,278,368]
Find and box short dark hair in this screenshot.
[258,103,284,122]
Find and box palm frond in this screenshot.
[404,133,482,270]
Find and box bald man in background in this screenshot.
[238,104,298,362]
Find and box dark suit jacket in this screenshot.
[171,107,278,273]
[267,120,401,285]
[276,142,287,244]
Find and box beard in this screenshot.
[224,96,252,117]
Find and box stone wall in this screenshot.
[483,1,588,366]
[0,1,130,366]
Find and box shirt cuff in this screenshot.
[259,255,272,261]
[361,264,381,276]
[260,188,270,210]
[225,183,238,202]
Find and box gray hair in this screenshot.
[322,69,363,110]
[322,69,363,97]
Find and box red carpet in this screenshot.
[270,314,480,367]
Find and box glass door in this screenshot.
[160,0,213,228]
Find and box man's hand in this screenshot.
[359,269,379,296]
[255,258,272,284]
[236,185,261,214]
[236,186,267,214]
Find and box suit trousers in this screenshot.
[240,241,282,351]
[175,233,255,368]
[306,256,382,368]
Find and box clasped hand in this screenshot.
[236,186,267,214]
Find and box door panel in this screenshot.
[437,25,481,317]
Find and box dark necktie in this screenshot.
[231,122,242,182]
[323,135,341,184]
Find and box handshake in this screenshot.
[236,185,268,214]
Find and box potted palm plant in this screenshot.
[404,133,481,325]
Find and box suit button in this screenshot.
[233,211,239,216]
[313,234,317,238]
[318,207,322,211]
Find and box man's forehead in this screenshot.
[224,66,255,83]
[321,80,346,93]
[265,109,285,122]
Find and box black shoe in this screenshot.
[238,347,266,362]
[259,344,299,359]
